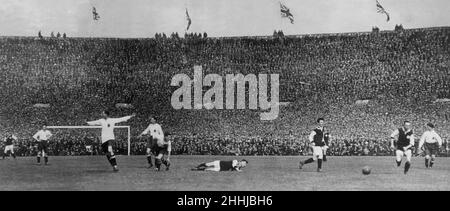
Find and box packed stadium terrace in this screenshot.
[0,27,449,156]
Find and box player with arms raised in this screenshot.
[390,121,415,174]
[2,133,17,160]
[418,123,443,168]
[33,125,53,165]
[87,110,135,172]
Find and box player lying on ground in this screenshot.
[418,123,443,168]
[299,118,327,172]
[138,116,164,169]
[191,159,248,172]
[87,110,135,172]
[3,133,17,159]
[390,120,414,174]
[33,124,53,165]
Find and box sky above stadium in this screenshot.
[0,0,449,38]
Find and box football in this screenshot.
[362,166,371,175]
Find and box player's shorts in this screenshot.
[146,137,157,149]
[312,146,324,160]
[154,145,169,155]
[101,140,114,154]
[4,145,14,153]
[424,142,439,156]
[37,141,48,152]
[396,146,412,152]
[206,160,221,172]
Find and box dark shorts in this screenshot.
[154,145,168,156]
[424,142,439,156]
[37,141,48,152]
[146,137,157,149]
[101,140,114,154]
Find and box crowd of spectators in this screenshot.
[0,27,449,154]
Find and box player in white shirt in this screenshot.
[3,133,17,159]
[33,125,53,165]
[138,116,169,170]
[87,110,135,172]
[418,123,443,168]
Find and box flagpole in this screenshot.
[278,1,282,33]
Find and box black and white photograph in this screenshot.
[0,0,449,195]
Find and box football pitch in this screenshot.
[0,155,449,191]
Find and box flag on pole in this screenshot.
[186,8,192,31]
[92,7,100,21]
[376,0,390,22]
[280,2,294,24]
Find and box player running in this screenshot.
[87,110,135,172]
[191,159,248,172]
[390,121,415,174]
[2,133,17,159]
[33,125,53,165]
[138,116,164,169]
[418,123,443,168]
[299,118,327,172]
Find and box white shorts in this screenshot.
[205,160,221,172]
[396,149,412,161]
[4,145,14,153]
[312,146,324,160]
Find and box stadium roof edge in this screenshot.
[0,26,448,40]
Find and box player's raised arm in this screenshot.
[86,119,102,126]
[139,124,151,137]
[111,113,135,124]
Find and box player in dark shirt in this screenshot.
[390,121,415,174]
[191,159,248,172]
[299,118,327,172]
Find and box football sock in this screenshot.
[430,158,434,167]
[12,153,15,159]
[323,155,327,161]
[404,161,411,174]
[147,156,153,165]
[110,155,117,166]
[155,159,162,170]
[161,158,168,166]
[425,158,429,168]
[396,160,401,167]
[44,157,48,164]
[304,158,314,164]
[37,156,41,163]
[318,159,323,169]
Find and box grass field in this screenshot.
[0,155,449,191]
